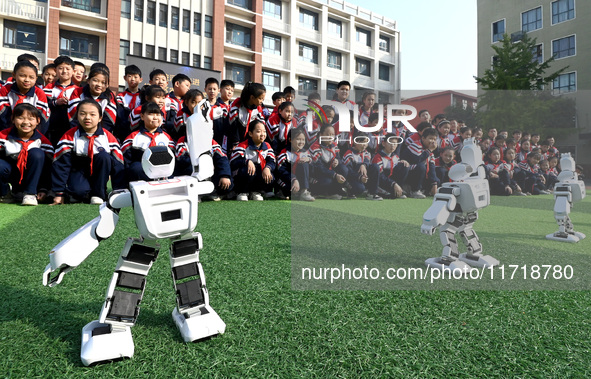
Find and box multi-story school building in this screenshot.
[0,0,400,103]
[477,0,591,170]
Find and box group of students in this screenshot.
[0,53,573,206]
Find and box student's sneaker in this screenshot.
[410,190,426,199]
[275,191,289,200]
[327,194,343,200]
[250,192,264,201]
[21,194,38,206]
[236,193,249,201]
[263,191,275,199]
[514,191,527,196]
[366,193,383,201]
[538,189,551,195]
[90,196,104,205]
[0,192,14,204]
[299,190,315,202]
[225,191,236,200]
[206,191,221,201]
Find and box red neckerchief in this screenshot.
[16,140,34,184]
[86,134,98,175]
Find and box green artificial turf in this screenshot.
[0,196,590,377]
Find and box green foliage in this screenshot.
[443,103,477,128]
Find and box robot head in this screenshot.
[560,153,575,172]
[141,146,175,179]
[449,138,486,181]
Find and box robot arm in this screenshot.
[421,187,459,235]
[186,99,215,182]
[43,191,132,287]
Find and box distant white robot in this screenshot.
[42,100,225,366]
[421,138,499,273]
[546,153,586,243]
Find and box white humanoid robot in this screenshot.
[546,153,586,243]
[421,138,499,273]
[42,100,225,366]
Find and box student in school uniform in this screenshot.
[400,127,440,199]
[372,133,409,199]
[44,56,79,146]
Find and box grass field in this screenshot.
[1,195,590,377]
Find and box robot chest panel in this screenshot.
[131,178,199,239]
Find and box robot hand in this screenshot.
[421,224,436,235]
[43,264,73,287]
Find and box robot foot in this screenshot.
[172,306,226,343]
[425,257,473,276]
[546,232,581,243]
[458,253,500,268]
[80,321,134,366]
[574,232,586,240]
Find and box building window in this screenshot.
[532,44,543,63]
[134,0,143,21]
[263,0,281,19]
[492,19,505,42]
[194,12,201,35]
[553,72,576,94]
[522,7,542,32]
[3,20,45,53]
[263,33,281,55]
[146,44,155,59]
[122,0,131,18]
[61,0,101,14]
[159,3,168,27]
[182,10,190,32]
[379,35,390,52]
[203,56,212,69]
[328,18,342,38]
[226,23,251,48]
[299,42,318,64]
[356,28,371,47]
[120,39,129,65]
[298,77,318,95]
[552,35,575,59]
[60,30,99,60]
[133,42,142,56]
[226,62,250,85]
[378,63,390,81]
[171,6,179,30]
[193,54,200,68]
[170,49,178,64]
[327,81,338,99]
[204,15,212,38]
[158,47,166,61]
[356,58,371,76]
[182,52,190,66]
[262,71,281,93]
[299,8,318,31]
[552,0,574,24]
[147,1,156,24]
[228,0,251,10]
[327,50,342,70]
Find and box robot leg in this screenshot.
[425,215,472,274]
[457,213,499,268]
[546,213,583,242]
[170,232,226,342]
[81,238,159,366]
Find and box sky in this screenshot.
[345,0,478,91]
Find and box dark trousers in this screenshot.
[0,148,45,195]
[68,151,112,200]
[234,165,273,194]
[347,163,379,195]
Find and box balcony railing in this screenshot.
[0,0,46,22]
[262,54,290,71]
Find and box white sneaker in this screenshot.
[206,191,221,201]
[21,194,38,206]
[327,194,342,200]
[410,190,426,199]
[366,193,383,201]
[237,193,249,201]
[299,190,315,202]
[250,192,264,201]
[90,196,104,205]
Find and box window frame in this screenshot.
[327,50,342,70]
[159,3,168,28]
[120,39,130,65]
[59,29,100,60]
[379,35,390,52]
[134,0,143,22]
[171,6,179,30]
[299,8,319,31]
[262,33,281,55]
[355,57,371,77]
[121,0,131,18]
[378,63,390,81]
[226,62,251,85]
[299,42,318,64]
[262,70,281,93]
[356,27,371,47]
[553,71,576,94]
[551,0,575,25]
[521,6,542,33]
[551,34,576,59]
[3,19,46,53]
[147,1,156,25]
[328,17,342,38]
[492,19,505,43]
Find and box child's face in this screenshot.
[205,83,219,101]
[422,135,438,151]
[540,161,549,170]
[292,133,306,151]
[368,118,378,127]
[56,63,73,82]
[363,94,375,109]
[450,120,458,133]
[220,85,234,101]
[273,97,285,107]
[279,105,294,122]
[528,156,540,166]
[320,126,335,145]
[88,74,107,96]
[489,150,500,163]
[175,79,191,97]
[474,130,483,139]
[521,140,531,151]
[488,129,497,139]
[513,132,522,140]
[43,67,57,85]
[507,142,516,149]
[250,92,266,107]
[549,158,558,168]
[14,67,38,94]
[461,130,472,139]
[337,85,350,101]
[499,131,508,139]
[540,145,549,153]
[141,111,163,131]
[495,139,504,148]
[438,123,450,136]
[505,150,515,161]
[249,123,266,145]
[531,135,540,144]
[73,65,86,84]
[150,74,168,90]
[547,137,555,146]
[285,93,295,102]
[150,94,166,109]
[382,139,398,154]
[441,149,455,164]
[352,139,368,152]
[325,110,335,124]
[13,110,39,138]
[480,139,491,150]
[124,73,142,89]
[185,97,200,114]
[77,103,102,133]
[420,111,430,122]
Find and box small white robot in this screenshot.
[42,100,225,366]
[421,138,499,273]
[546,153,586,243]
